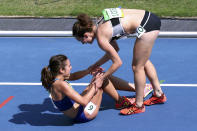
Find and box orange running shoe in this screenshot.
[120,103,145,115]
[115,96,135,109]
[144,84,153,98]
[144,93,167,106]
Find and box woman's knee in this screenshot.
[132,64,145,73]
[84,109,98,120]
[101,78,110,88]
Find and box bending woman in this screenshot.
[72,8,166,115]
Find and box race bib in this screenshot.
[136,25,146,38]
[102,8,124,21]
[84,102,96,115]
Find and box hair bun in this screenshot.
[77,14,91,26]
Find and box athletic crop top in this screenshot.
[110,17,127,41]
[50,79,75,111]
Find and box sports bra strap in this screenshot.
[53,78,73,89]
[54,78,59,81]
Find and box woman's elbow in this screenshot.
[117,60,122,67]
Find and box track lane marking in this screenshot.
[0,82,197,87]
[0,96,14,109]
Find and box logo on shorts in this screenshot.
[136,26,146,38]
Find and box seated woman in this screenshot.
[41,54,152,123]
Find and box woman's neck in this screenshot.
[93,25,97,38]
[55,75,64,81]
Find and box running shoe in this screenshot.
[144,93,167,106]
[144,84,153,98]
[120,103,145,115]
[115,96,135,109]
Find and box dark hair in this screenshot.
[41,54,68,91]
[72,13,93,37]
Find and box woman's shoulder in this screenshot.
[96,21,112,39]
[52,80,70,90]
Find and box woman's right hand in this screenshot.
[93,72,104,89]
[88,64,100,74]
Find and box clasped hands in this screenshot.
[88,66,105,91]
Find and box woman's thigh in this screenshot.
[132,30,159,66]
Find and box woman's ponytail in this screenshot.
[41,66,53,91]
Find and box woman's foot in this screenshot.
[115,96,135,109]
[144,93,167,106]
[120,103,145,115]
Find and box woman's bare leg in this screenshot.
[132,30,160,107]
[108,75,153,97]
[101,79,120,102]
[109,75,135,91]
[81,86,103,120]
[145,60,163,96]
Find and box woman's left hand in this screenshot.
[90,67,104,76]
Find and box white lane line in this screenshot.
[160,84,197,87]
[0,82,89,86]
[0,82,197,87]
